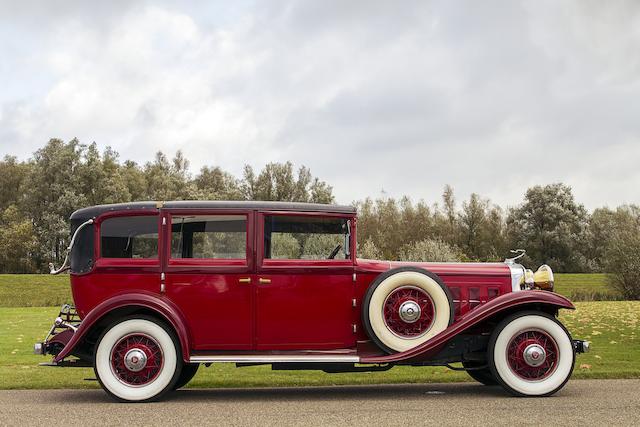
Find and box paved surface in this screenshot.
[0,379,639,426]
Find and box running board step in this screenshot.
[189,354,361,363]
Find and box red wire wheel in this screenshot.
[506,329,559,381]
[382,286,435,338]
[110,333,164,386]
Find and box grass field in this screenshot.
[0,273,619,308]
[554,273,620,301]
[1,302,638,390]
[0,274,71,307]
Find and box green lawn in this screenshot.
[1,302,637,390]
[0,274,71,307]
[0,273,617,308]
[554,273,620,301]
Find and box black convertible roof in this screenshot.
[70,201,356,221]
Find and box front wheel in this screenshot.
[488,312,575,397]
[94,316,182,402]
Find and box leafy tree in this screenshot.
[601,205,640,299]
[0,205,38,273]
[193,166,242,200]
[76,143,131,205]
[506,183,588,272]
[459,193,506,261]
[584,207,619,271]
[121,160,148,201]
[0,155,30,212]
[21,139,87,266]
[358,238,383,259]
[399,239,462,262]
[143,151,195,200]
[241,162,333,203]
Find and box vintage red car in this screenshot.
[35,201,589,402]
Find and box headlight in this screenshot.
[533,265,554,291]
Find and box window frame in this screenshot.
[95,210,161,268]
[163,209,252,270]
[257,211,356,269]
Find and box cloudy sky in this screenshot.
[1,0,639,209]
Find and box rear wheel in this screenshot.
[94,316,182,402]
[173,363,200,390]
[462,361,497,386]
[488,312,575,397]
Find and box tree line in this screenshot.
[1,139,639,298]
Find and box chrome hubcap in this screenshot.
[398,301,421,323]
[124,348,148,372]
[523,344,546,367]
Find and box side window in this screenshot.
[171,215,247,259]
[264,215,350,260]
[100,216,158,259]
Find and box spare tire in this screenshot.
[362,266,454,353]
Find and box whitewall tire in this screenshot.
[489,312,575,397]
[94,316,182,402]
[363,267,453,353]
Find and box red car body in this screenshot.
[35,201,587,401]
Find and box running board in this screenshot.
[189,354,361,363]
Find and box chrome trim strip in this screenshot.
[189,355,361,363]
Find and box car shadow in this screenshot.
[45,382,513,404]
[173,383,511,402]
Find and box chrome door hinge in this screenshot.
[352,298,357,308]
[352,273,356,282]
[160,272,166,293]
[162,217,167,225]
[352,324,357,334]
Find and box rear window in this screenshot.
[100,216,158,259]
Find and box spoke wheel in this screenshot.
[362,267,453,353]
[383,286,435,338]
[506,330,558,381]
[110,334,164,386]
[94,316,182,402]
[488,311,575,397]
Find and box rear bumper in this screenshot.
[34,304,80,357]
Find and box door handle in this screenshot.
[258,278,271,284]
[238,278,251,283]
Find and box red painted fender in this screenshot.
[360,290,574,364]
[53,292,192,363]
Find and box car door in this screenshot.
[255,211,356,350]
[163,209,254,350]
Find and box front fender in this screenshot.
[360,290,574,364]
[53,292,192,363]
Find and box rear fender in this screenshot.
[360,290,574,364]
[53,292,192,363]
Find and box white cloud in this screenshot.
[1,0,639,209]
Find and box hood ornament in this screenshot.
[504,249,526,264]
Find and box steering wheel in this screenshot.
[328,244,342,259]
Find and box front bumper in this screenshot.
[573,339,591,354]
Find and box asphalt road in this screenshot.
[1,379,638,426]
